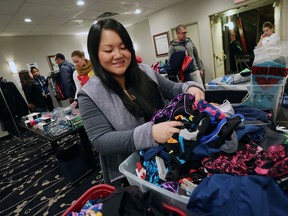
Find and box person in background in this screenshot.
[257,21,280,47]
[168,24,204,84]
[54,53,76,103]
[78,18,204,187]
[71,50,94,107]
[30,66,54,111]
[18,70,48,112]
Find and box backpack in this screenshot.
[50,70,67,101]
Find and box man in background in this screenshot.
[168,24,204,85]
[55,53,76,103]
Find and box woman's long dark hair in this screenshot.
[87,19,164,120]
[18,70,32,90]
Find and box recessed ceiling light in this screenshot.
[134,9,141,14]
[77,0,85,6]
[24,18,32,23]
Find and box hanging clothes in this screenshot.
[0,80,29,136]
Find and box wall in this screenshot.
[126,20,155,65]
[281,0,287,40]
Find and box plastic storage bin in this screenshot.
[205,84,285,120]
[119,152,191,213]
[62,184,187,216]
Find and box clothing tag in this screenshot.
[135,162,146,179]
[180,178,197,195]
[155,156,167,181]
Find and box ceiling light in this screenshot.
[134,9,141,14]
[24,18,32,23]
[77,0,85,6]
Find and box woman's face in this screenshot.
[72,55,86,69]
[98,29,131,79]
[31,68,40,77]
[262,27,274,37]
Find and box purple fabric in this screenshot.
[151,93,196,123]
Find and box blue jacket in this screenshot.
[59,60,76,99]
[33,75,49,95]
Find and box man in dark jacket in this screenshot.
[168,25,204,87]
[55,53,76,103]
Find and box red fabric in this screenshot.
[178,69,185,81]
[178,55,193,81]
[136,55,142,63]
[182,55,193,71]
[77,74,89,86]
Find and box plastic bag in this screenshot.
[242,41,288,117]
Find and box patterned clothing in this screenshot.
[202,141,288,178]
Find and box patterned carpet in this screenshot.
[0,131,103,216]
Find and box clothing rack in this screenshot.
[0,80,22,139]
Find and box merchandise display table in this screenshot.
[18,108,97,185]
[18,106,85,148]
[18,122,84,148]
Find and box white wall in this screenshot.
[126,19,155,65]
[281,0,288,40]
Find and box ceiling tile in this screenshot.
[0,0,186,36]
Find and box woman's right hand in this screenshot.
[27,103,35,112]
[152,121,183,144]
[71,100,78,108]
[260,33,267,40]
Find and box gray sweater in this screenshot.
[78,63,203,184]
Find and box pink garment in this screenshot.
[202,142,288,178]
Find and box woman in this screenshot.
[18,70,48,112]
[78,19,204,187]
[71,50,94,107]
[257,21,280,47]
[30,66,54,111]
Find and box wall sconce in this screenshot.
[226,21,234,30]
[8,61,18,73]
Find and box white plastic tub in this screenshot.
[119,152,191,212]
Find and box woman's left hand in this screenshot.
[186,86,205,102]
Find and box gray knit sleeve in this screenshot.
[78,90,159,155]
[78,90,136,155]
[133,121,158,150]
